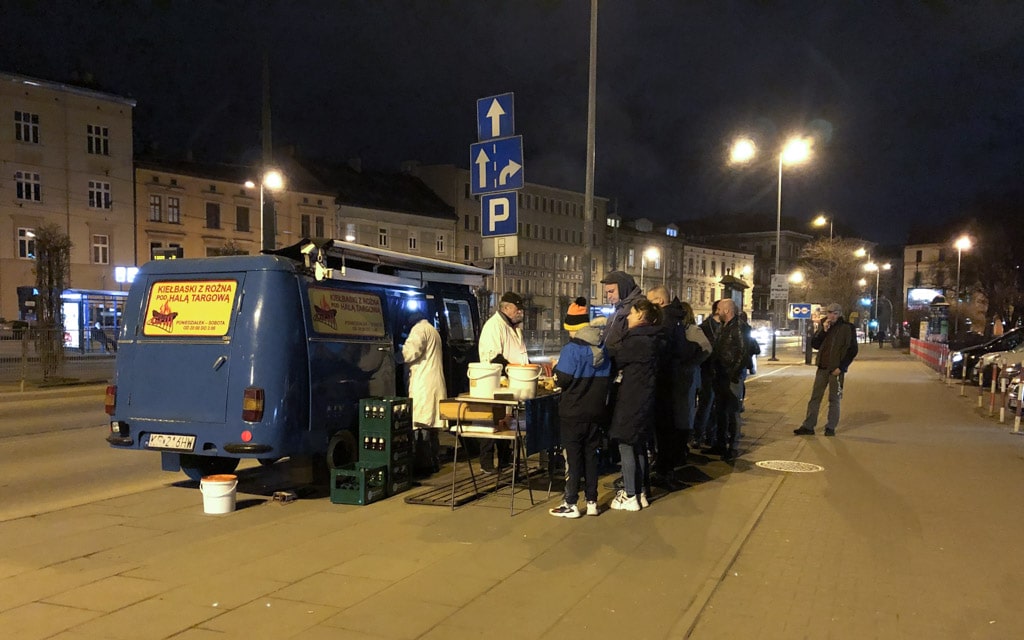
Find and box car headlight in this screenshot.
[951,352,963,363]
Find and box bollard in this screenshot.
[1014,383,1024,435]
[989,366,999,416]
[978,370,984,407]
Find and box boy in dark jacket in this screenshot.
[549,311,612,518]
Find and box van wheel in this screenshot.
[180,455,239,482]
[327,430,357,469]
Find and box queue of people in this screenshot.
[397,278,856,517]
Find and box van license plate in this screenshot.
[147,433,196,451]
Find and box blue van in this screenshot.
[105,239,487,480]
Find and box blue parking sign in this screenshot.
[481,192,518,237]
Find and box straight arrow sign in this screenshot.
[477,93,514,141]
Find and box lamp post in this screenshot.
[246,169,285,252]
[863,260,891,335]
[731,135,813,361]
[639,246,659,290]
[954,235,972,337]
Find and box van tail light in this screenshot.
[104,385,117,415]
[242,387,265,422]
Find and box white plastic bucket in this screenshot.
[507,364,542,400]
[200,474,238,514]
[467,362,503,398]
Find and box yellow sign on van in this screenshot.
[143,280,237,336]
[309,288,385,337]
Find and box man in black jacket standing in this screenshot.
[794,303,859,436]
[705,299,747,461]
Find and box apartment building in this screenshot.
[1,72,135,321]
[134,155,457,264]
[605,216,754,322]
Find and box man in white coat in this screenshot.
[477,291,529,472]
[401,312,447,472]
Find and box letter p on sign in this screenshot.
[482,192,517,237]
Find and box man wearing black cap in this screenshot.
[477,291,529,472]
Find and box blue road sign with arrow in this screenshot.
[477,93,514,141]
[470,136,524,195]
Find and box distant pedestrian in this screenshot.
[794,303,859,436]
[549,309,611,519]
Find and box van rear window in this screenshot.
[143,280,237,337]
[309,287,386,337]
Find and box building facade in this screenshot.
[1,72,135,321]
[414,164,609,328]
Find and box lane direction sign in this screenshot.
[477,93,515,141]
[470,136,524,195]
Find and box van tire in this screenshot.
[179,455,240,482]
[327,430,357,469]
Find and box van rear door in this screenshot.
[120,274,245,424]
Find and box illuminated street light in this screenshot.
[954,234,972,337]
[640,246,660,290]
[863,261,891,335]
[730,134,814,361]
[812,214,833,241]
[245,169,285,252]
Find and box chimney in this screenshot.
[400,160,421,176]
[348,158,362,173]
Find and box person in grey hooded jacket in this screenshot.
[599,270,646,349]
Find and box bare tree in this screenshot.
[33,223,73,381]
[796,237,873,314]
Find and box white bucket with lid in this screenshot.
[200,474,238,514]
[507,364,542,400]
[467,362,503,398]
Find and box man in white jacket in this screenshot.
[402,313,447,429]
[477,291,529,472]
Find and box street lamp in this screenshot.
[864,260,888,333]
[954,235,972,337]
[245,169,285,252]
[812,214,832,241]
[639,246,660,290]
[731,134,813,361]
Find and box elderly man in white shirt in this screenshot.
[477,291,529,473]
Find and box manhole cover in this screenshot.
[755,460,825,473]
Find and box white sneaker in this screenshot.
[549,502,581,519]
[610,490,640,512]
[640,492,650,509]
[586,501,600,516]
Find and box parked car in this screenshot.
[949,327,1024,381]
[1007,375,1022,410]
[972,344,1024,386]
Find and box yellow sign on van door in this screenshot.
[143,280,238,336]
[309,288,385,337]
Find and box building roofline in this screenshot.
[1,71,137,107]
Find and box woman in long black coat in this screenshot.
[606,298,664,511]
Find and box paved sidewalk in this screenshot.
[1,346,1022,639]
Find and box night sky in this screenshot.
[4,1,1022,244]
